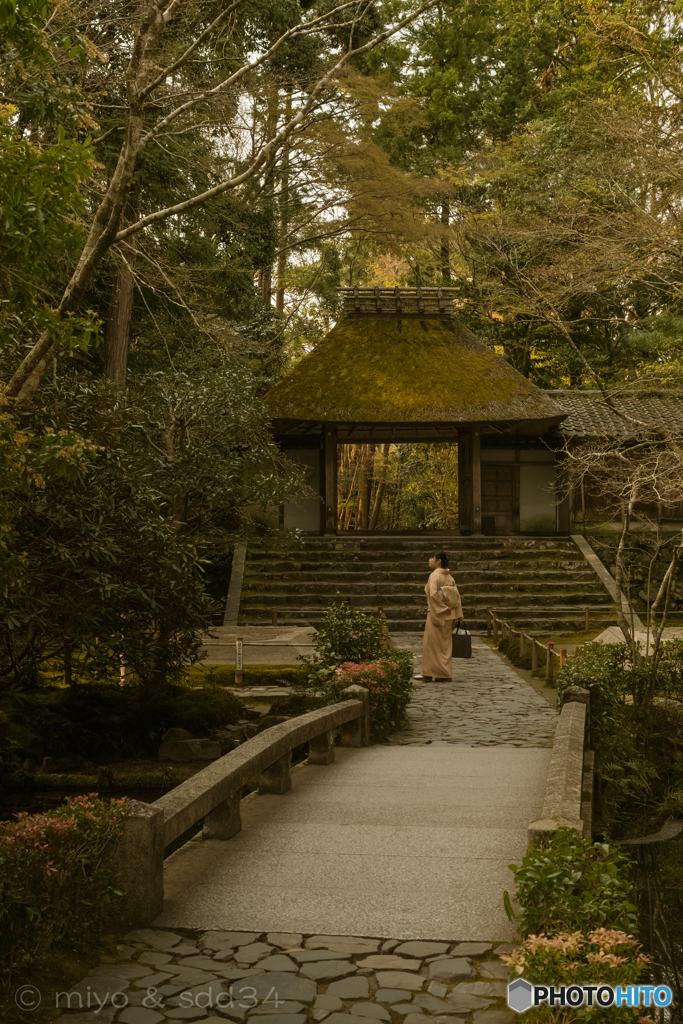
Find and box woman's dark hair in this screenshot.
[433,550,449,568]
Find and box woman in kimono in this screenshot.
[415,551,463,681]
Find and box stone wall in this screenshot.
[585,530,683,614]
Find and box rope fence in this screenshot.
[485,605,584,686]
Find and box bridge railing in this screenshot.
[483,608,593,843]
[109,684,370,928]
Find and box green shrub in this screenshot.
[182,664,308,688]
[556,642,631,744]
[502,930,652,1021]
[2,681,245,763]
[294,602,412,737]
[498,636,533,672]
[505,827,638,938]
[0,794,129,991]
[306,600,384,665]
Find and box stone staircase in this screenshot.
[237,534,616,633]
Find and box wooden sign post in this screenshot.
[235,636,243,685]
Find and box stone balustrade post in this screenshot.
[259,752,292,794]
[203,790,242,840]
[339,685,370,747]
[308,729,335,765]
[108,800,164,928]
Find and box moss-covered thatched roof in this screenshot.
[266,317,566,427]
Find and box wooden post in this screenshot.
[486,607,492,636]
[560,648,567,667]
[546,641,555,686]
[584,606,589,632]
[520,633,527,657]
[271,607,278,626]
[492,617,499,643]
[531,639,539,671]
[323,423,337,534]
[473,424,482,535]
[457,427,473,534]
[235,636,243,685]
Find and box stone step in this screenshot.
[240,593,614,606]
[244,565,595,580]
[238,611,616,631]
[247,547,583,562]
[244,558,586,575]
[248,535,575,548]
[237,535,615,632]
[241,581,610,598]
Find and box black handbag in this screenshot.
[452,622,472,659]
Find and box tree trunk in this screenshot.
[104,257,135,383]
[369,444,390,530]
[260,267,272,306]
[276,89,292,312]
[357,445,375,530]
[440,201,451,281]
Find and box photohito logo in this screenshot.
[508,980,674,1012]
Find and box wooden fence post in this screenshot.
[531,639,539,672]
[546,641,555,686]
[487,607,492,636]
[520,633,527,657]
[492,618,499,643]
[584,606,589,632]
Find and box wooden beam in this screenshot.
[324,423,337,533]
[473,424,482,535]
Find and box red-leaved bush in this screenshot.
[324,658,413,737]
[0,794,129,989]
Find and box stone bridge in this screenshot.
[60,639,593,1024]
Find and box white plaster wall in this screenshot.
[520,463,556,533]
[283,448,321,531]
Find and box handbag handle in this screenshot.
[454,621,467,634]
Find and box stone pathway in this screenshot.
[389,635,556,747]
[55,927,516,1024]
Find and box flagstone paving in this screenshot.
[54,928,517,1024]
[389,635,556,748]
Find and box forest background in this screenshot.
[2,0,683,691]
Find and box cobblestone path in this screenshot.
[54,926,516,1024]
[388,635,556,748]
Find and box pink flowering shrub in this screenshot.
[324,657,413,737]
[501,930,654,1022]
[0,794,129,990]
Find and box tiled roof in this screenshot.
[547,390,683,438]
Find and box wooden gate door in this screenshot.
[481,464,519,533]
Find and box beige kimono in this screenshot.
[422,567,463,679]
